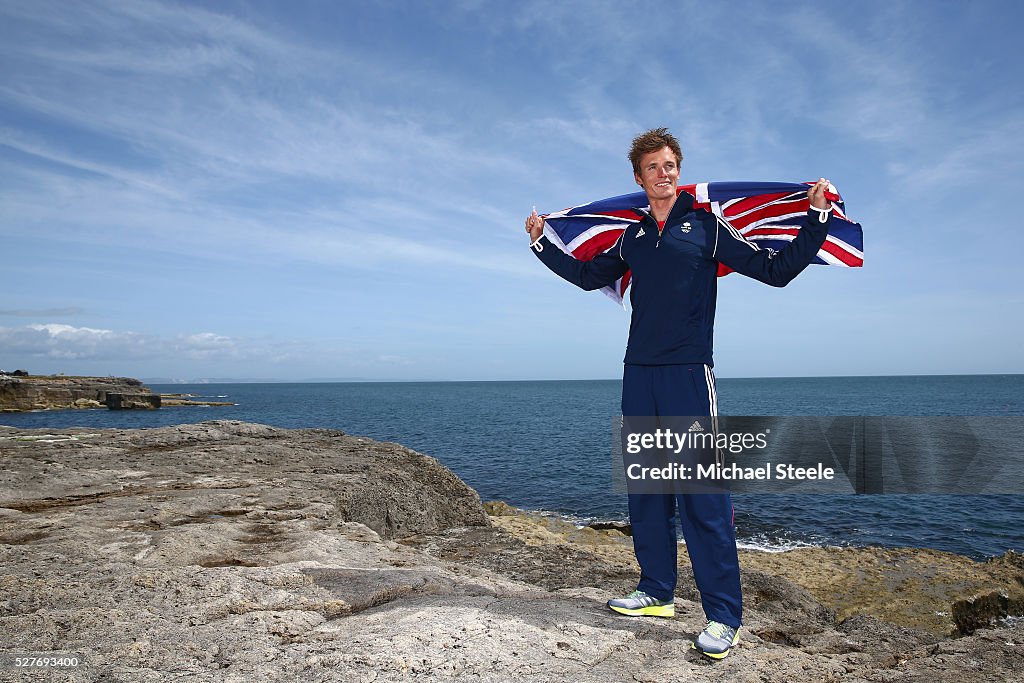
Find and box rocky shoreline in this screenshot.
[480,502,1024,637]
[1,420,1021,681]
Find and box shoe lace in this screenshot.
[704,621,732,639]
[626,590,647,599]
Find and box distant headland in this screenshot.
[0,371,234,412]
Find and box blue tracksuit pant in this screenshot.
[622,363,742,628]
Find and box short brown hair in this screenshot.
[628,127,683,176]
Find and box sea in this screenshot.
[2,375,1022,561]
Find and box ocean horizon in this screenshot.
[137,372,1024,384]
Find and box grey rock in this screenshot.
[0,421,1021,682]
[105,392,161,410]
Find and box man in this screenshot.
[525,128,832,659]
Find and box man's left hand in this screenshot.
[808,178,831,211]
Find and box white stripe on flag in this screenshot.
[732,212,808,232]
[695,183,710,204]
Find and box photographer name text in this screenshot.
[626,462,835,481]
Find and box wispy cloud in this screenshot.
[0,0,552,279]
[0,322,451,377]
[0,323,239,361]
[887,115,1024,192]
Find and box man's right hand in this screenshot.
[525,209,545,242]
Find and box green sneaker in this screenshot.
[607,590,675,617]
[692,620,740,659]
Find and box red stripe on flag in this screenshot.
[589,209,642,221]
[571,229,624,261]
[726,202,808,228]
[744,227,801,238]
[722,192,794,216]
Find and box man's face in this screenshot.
[634,146,680,202]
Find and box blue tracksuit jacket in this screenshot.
[531,190,831,366]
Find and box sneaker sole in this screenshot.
[607,603,675,618]
[691,632,740,659]
[691,641,731,659]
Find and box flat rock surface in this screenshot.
[0,420,1021,682]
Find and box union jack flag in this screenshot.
[540,181,863,304]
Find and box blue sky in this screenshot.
[1,0,1021,381]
